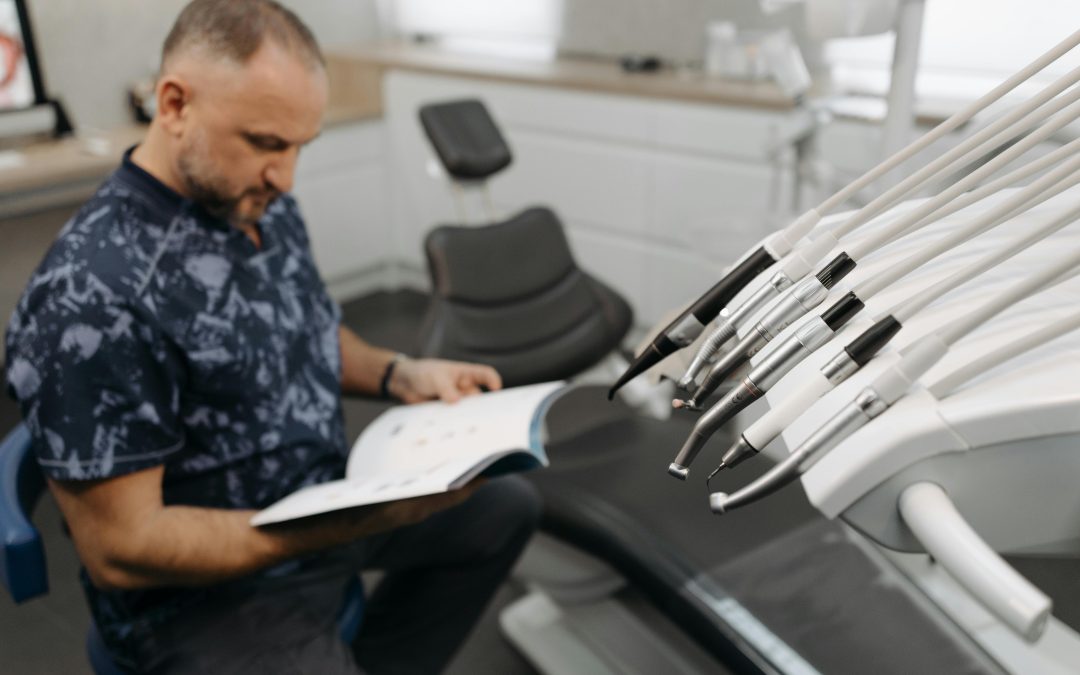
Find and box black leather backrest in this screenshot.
[425,207,577,304]
[419,99,513,181]
[419,208,633,386]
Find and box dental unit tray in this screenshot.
[740,187,1080,648]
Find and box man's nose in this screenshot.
[264,150,298,194]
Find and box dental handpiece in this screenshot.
[666,295,862,479]
[608,245,780,399]
[679,253,856,407]
[710,246,1080,514]
[678,233,838,389]
[678,133,1080,390]
[709,382,895,515]
[678,126,1080,410]
[719,192,1080,472]
[608,28,1080,397]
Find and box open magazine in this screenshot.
[251,381,567,526]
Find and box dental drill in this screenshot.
[713,186,1080,474]
[709,246,1080,514]
[670,167,1080,480]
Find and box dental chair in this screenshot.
[416,99,634,388]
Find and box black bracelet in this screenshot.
[379,353,406,400]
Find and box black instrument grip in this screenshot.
[689,246,777,322]
[845,315,903,366]
[820,292,865,331]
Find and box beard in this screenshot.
[177,137,279,228]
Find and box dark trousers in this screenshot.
[143,476,542,675]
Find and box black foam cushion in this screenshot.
[419,208,633,386]
[419,99,513,180]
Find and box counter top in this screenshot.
[0,126,144,198]
[340,41,801,111]
[0,53,383,218]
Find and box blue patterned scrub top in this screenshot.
[4,150,348,667]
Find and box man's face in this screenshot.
[172,42,328,227]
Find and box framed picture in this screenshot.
[0,0,45,112]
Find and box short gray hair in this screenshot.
[162,0,324,71]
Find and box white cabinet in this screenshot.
[292,121,390,299]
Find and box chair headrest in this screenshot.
[419,99,513,181]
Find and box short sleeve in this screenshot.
[6,300,185,481]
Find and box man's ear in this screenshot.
[155,74,191,136]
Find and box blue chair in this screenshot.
[1,423,364,674]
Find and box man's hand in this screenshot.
[389,357,502,404]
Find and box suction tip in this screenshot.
[610,339,676,401]
[609,355,653,400]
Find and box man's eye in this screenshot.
[246,135,287,152]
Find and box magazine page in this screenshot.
[251,382,566,526]
[345,381,565,479]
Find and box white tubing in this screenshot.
[845,89,1080,262]
[831,67,1080,242]
[743,370,831,451]
[872,101,1080,254]
[899,482,1052,642]
[768,208,822,258]
[873,334,948,404]
[816,28,1080,216]
[855,152,1080,302]
[778,230,839,280]
[926,85,1080,192]
[928,310,1080,398]
[893,194,1080,323]
[940,245,1080,345]
[925,136,1080,227]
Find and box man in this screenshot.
[4,1,541,673]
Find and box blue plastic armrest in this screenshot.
[0,424,49,603]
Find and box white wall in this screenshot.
[826,1,1080,104]
[385,0,823,69]
[25,0,381,130]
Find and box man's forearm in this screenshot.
[338,324,397,396]
[90,504,385,589]
[69,489,471,591]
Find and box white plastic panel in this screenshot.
[294,162,389,282]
